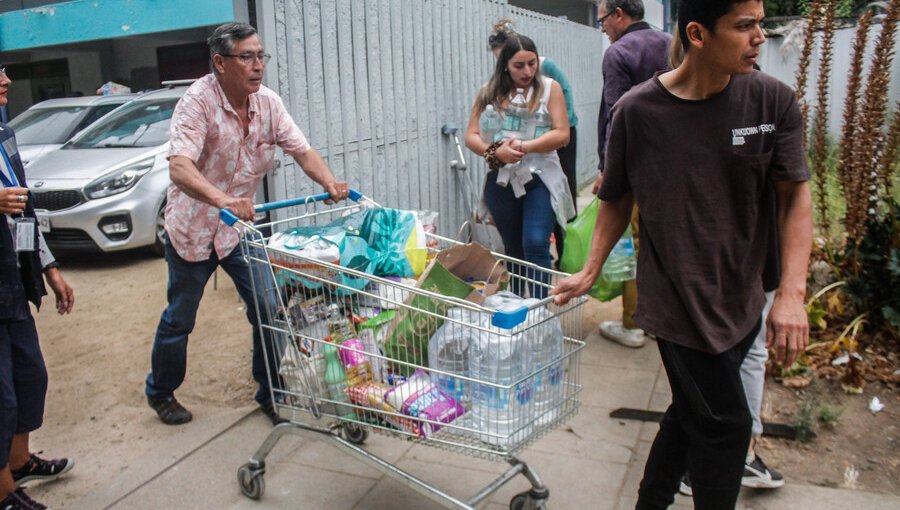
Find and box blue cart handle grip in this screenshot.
[490,295,556,329]
[219,188,364,226]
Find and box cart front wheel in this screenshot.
[342,422,369,444]
[238,464,266,500]
[510,491,549,510]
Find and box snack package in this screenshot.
[338,338,374,386]
[344,382,423,435]
[383,370,465,437]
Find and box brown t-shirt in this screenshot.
[598,71,809,354]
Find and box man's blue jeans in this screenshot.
[145,241,277,406]
[483,173,556,298]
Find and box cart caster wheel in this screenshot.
[342,422,369,444]
[238,464,266,500]
[510,491,548,510]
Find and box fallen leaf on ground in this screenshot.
[783,375,813,388]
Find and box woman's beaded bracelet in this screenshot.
[483,140,504,171]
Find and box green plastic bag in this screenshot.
[559,197,624,302]
[383,260,478,377]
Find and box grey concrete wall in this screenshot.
[258,0,606,235]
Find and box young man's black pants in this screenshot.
[636,322,759,510]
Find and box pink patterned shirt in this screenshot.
[166,73,311,261]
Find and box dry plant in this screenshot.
[840,0,900,240]
[795,0,824,141]
[811,0,838,233]
[837,10,872,199]
[880,101,900,196]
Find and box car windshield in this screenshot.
[69,98,177,149]
[8,107,88,145]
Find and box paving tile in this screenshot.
[285,428,413,479]
[648,391,671,413]
[353,457,506,510]
[114,421,375,510]
[230,468,377,510]
[487,450,628,510]
[579,332,663,371]
[639,421,660,442]
[402,441,508,474]
[578,365,657,410]
[528,405,638,464]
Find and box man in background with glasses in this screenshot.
[594,0,670,349]
[145,22,349,427]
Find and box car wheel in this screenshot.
[151,199,167,256]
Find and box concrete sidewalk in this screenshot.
[34,188,900,509]
[63,306,899,509]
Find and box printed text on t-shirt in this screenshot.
[732,123,775,146]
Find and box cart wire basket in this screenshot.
[220,190,587,509]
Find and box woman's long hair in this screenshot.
[476,34,543,116]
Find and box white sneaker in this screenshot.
[599,320,646,348]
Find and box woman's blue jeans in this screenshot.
[145,241,278,406]
[483,172,556,298]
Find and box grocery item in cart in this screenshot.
[385,242,509,376]
[269,228,374,295]
[358,208,428,277]
[469,313,534,446]
[323,342,356,418]
[325,303,356,343]
[345,382,424,436]
[459,292,564,445]
[384,370,465,437]
[278,347,333,414]
[428,307,476,408]
[484,292,564,427]
[338,338,374,386]
[359,276,417,309]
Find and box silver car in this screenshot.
[27,86,187,255]
[8,94,135,167]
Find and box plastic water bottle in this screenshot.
[479,105,502,144]
[501,88,529,139]
[326,304,356,344]
[323,342,355,418]
[471,294,534,445]
[602,226,637,282]
[358,329,385,384]
[532,101,551,139]
[428,308,473,408]
[526,306,564,426]
[470,335,531,445]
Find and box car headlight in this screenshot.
[84,158,155,199]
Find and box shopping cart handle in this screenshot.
[219,188,364,226]
[490,295,557,329]
[491,306,528,329]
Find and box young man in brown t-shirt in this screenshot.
[553,0,812,508]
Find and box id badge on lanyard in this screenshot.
[15,217,36,252]
[0,141,34,252]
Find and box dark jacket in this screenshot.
[0,123,46,319]
[597,22,672,171]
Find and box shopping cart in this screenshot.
[220,190,587,509]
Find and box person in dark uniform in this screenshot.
[0,64,75,510]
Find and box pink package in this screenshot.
[338,338,369,367]
[384,369,465,437]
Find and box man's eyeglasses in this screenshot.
[220,52,271,65]
[595,10,615,28]
[0,66,7,76]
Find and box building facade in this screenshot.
[0,0,252,117]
